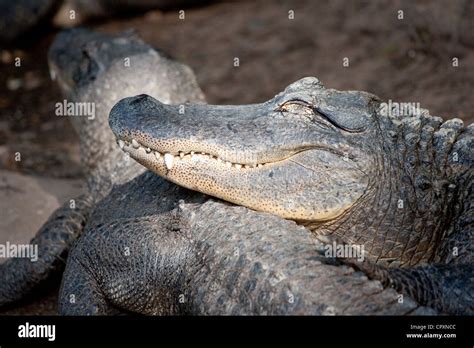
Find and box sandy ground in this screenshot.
[0,0,473,315]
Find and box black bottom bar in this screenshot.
[0,316,472,346]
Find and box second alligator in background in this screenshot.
[0,27,205,310]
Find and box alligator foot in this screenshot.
[345,258,474,315]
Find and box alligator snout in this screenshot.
[109,94,166,138]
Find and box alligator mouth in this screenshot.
[117,137,274,170]
[116,133,353,174]
[115,135,365,222]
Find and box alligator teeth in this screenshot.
[119,142,268,170]
[164,153,174,170]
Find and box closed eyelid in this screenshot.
[276,99,314,113]
[276,100,344,132]
[276,98,367,133]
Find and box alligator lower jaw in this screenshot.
[117,138,274,171]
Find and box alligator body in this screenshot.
[109,78,473,314]
[0,27,204,309]
[59,170,436,315]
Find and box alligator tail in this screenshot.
[0,194,93,309]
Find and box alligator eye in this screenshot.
[277,99,334,131]
[277,99,314,117]
[73,49,99,86]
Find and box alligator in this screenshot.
[1,28,471,315]
[108,77,473,315]
[0,27,205,309]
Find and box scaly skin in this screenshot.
[109,77,473,314]
[59,170,436,315]
[0,28,205,310]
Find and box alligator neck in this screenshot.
[308,110,470,267]
[74,89,147,202]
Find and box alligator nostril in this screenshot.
[129,94,150,105]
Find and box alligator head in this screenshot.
[109,77,381,222]
[48,27,205,190]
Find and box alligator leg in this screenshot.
[385,264,473,315]
[58,213,192,315]
[346,259,474,315]
[0,194,93,309]
[58,251,118,315]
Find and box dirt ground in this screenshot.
[0,0,473,315]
